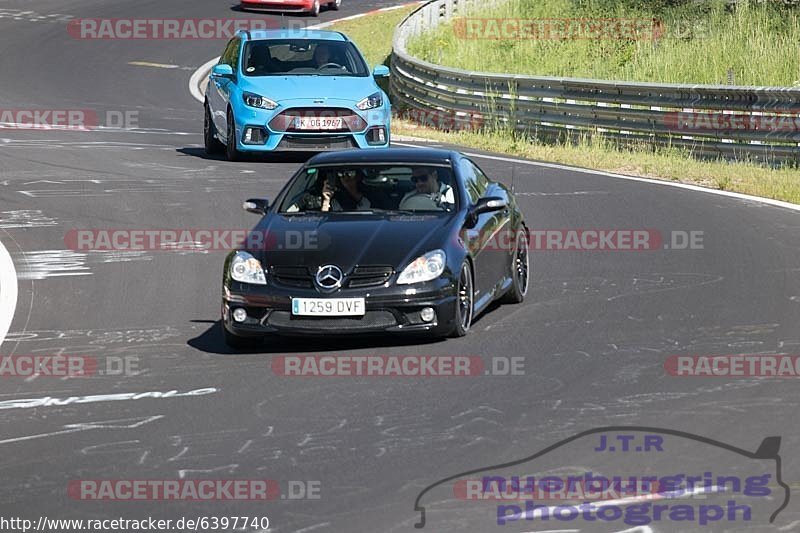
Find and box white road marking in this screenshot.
[0,234,17,350]
[129,61,194,71]
[189,57,220,103]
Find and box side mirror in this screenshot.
[211,64,234,78]
[243,198,269,215]
[373,65,390,78]
[465,197,506,228]
[472,196,507,216]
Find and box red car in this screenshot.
[240,0,341,16]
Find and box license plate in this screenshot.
[295,117,343,130]
[291,298,365,316]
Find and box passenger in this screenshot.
[322,169,372,211]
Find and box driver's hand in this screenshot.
[321,181,334,211]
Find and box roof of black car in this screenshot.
[307,148,457,165]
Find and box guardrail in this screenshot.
[390,0,800,164]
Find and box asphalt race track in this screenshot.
[1,1,800,532]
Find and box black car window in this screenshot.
[459,159,486,204]
[221,38,239,69]
[279,165,456,213]
[468,159,491,192]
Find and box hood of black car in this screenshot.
[249,212,455,273]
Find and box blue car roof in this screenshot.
[243,29,348,41]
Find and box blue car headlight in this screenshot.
[243,92,278,110]
[356,92,383,110]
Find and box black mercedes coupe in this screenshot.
[221,148,529,348]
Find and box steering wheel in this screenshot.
[318,62,343,70]
[399,192,440,210]
[285,190,319,211]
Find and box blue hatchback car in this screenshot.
[204,29,391,160]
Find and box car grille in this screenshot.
[270,265,313,288]
[266,310,397,331]
[269,265,394,289]
[348,265,393,288]
[278,135,358,151]
[269,108,367,133]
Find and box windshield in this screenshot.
[243,39,369,77]
[278,164,458,214]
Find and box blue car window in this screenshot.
[242,40,369,77]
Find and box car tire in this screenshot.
[223,324,263,350]
[204,103,225,155]
[308,0,320,16]
[226,111,242,162]
[330,0,341,10]
[500,226,529,304]
[449,260,474,337]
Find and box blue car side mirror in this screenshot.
[212,64,234,78]
[373,65,390,78]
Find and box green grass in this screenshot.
[407,0,800,85]
[330,3,800,205]
[331,6,416,69]
[393,126,800,204]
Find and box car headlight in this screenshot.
[397,250,446,285]
[356,92,383,110]
[243,92,278,110]
[230,251,267,285]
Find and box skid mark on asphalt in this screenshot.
[4,325,183,344]
[0,210,58,229]
[9,174,279,196]
[0,387,217,411]
[13,249,153,280]
[0,139,188,150]
[0,9,72,23]
[19,185,191,197]
[529,273,724,305]
[0,415,163,446]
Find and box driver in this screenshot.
[399,167,454,209]
[313,44,333,68]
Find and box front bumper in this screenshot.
[222,278,457,337]
[232,104,390,152]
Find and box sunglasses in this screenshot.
[411,175,429,183]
